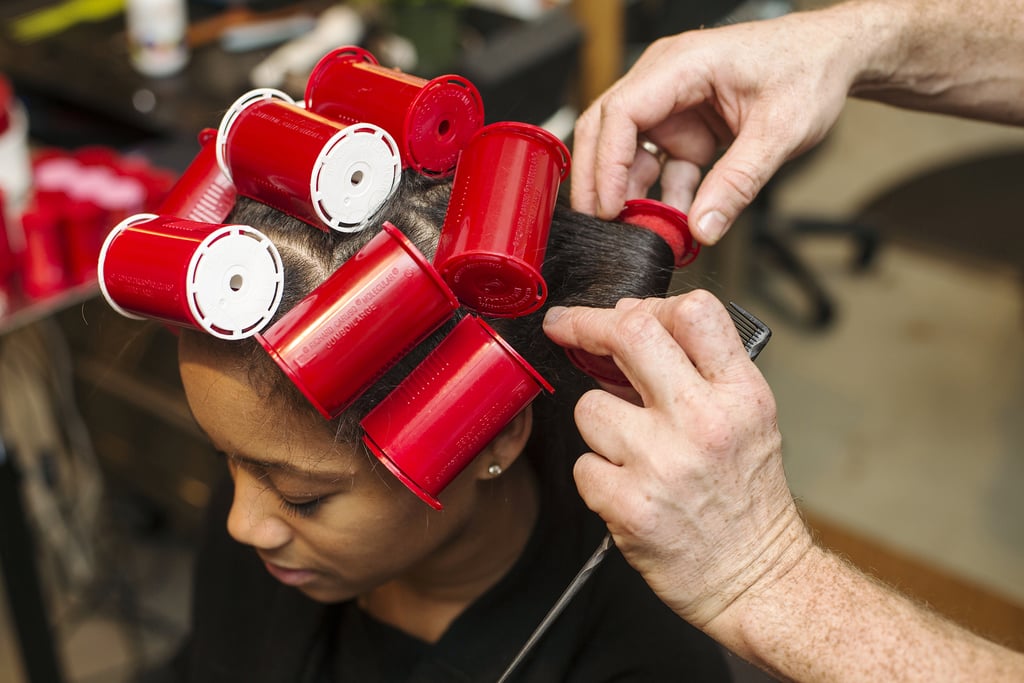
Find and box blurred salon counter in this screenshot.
[0,0,319,167]
[1,0,588,169]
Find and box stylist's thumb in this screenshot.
[689,129,790,246]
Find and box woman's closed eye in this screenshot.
[279,495,324,519]
[215,449,346,519]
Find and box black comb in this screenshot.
[728,301,772,361]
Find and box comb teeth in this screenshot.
[727,302,772,361]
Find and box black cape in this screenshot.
[169,479,732,682]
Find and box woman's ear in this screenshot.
[473,405,533,480]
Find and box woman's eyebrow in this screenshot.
[218,448,351,483]
[202,436,352,483]
[194,418,354,482]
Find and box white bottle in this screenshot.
[126,0,189,78]
[0,76,32,251]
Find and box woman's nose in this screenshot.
[226,468,293,550]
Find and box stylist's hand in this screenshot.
[571,8,859,244]
[543,291,813,630]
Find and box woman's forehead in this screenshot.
[179,342,361,475]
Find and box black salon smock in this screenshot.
[169,479,732,682]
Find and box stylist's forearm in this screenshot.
[847,0,1024,123]
[706,546,1024,682]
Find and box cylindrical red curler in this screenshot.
[616,198,699,268]
[0,190,11,277]
[159,128,237,223]
[0,77,10,134]
[434,122,570,317]
[216,88,401,232]
[257,222,459,420]
[564,347,632,388]
[305,46,484,177]
[73,145,120,169]
[98,213,284,339]
[20,204,66,300]
[361,315,553,510]
[64,197,106,284]
[115,157,176,211]
[0,191,12,313]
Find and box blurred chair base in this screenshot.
[749,190,881,330]
[856,150,1024,273]
[748,147,1024,332]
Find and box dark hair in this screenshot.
[183,171,675,513]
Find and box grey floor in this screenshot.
[764,99,1024,606]
[3,88,1024,683]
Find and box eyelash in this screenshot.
[217,451,328,519]
[279,496,323,519]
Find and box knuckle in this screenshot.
[574,108,597,137]
[705,417,738,453]
[715,158,765,206]
[574,389,604,422]
[673,290,724,330]
[679,288,719,313]
[689,411,737,455]
[642,35,681,65]
[598,88,630,123]
[567,308,602,342]
[620,504,662,540]
[674,161,704,187]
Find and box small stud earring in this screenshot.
[487,464,503,477]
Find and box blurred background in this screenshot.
[1,0,1021,681]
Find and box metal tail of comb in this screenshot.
[728,301,772,360]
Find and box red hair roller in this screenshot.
[434,122,570,318]
[616,198,699,268]
[159,128,237,223]
[305,45,484,177]
[216,88,401,232]
[361,315,553,510]
[256,222,459,419]
[566,199,700,384]
[98,213,283,339]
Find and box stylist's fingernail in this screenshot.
[595,199,619,221]
[696,210,728,244]
[544,306,567,325]
[615,297,642,310]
